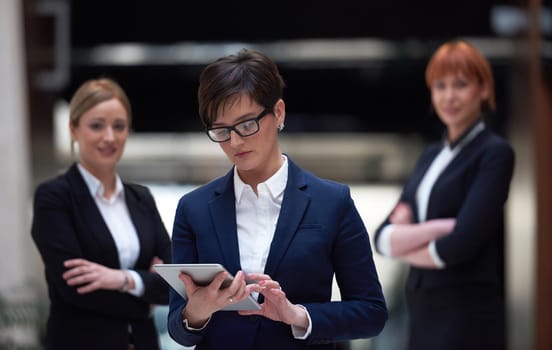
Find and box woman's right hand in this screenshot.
[180,270,248,328]
[150,256,163,272]
[390,202,413,224]
[63,258,129,294]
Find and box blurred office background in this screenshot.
[1,0,551,349]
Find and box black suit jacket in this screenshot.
[374,129,514,349]
[375,128,514,289]
[31,164,172,350]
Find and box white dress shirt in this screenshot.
[234,159,287,276]
[77,164,144,295]
[376,122,485,268]
[233,155,312,339]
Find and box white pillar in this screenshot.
[0,0,38,346]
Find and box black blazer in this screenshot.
[374,128,514,350]
[375,128,515,290]
[31,163,172,350]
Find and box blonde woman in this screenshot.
[31,78,172,350]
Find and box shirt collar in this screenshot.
[444,119,485,150]
[77,163,124,202]
[234,155,288,204]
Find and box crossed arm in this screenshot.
[382,202,455,268]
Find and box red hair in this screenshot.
[425,40,495,111]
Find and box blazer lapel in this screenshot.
[66,164,120,267]
[125,186,151,268]
[408,145,441,223]
[438,128,488,177]
[264,160,310,277]
[208,170,242,274]
[419,130,489,221]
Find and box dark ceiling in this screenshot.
[70,1,498,46]
[61,0,520,139]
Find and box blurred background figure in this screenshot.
[374,39,514,350]
[30,78,172,350]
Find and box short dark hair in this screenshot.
[198,48,285,127]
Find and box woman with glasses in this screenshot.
[31,78,172,350]
[167,48,387,350]
[374,40,514,349]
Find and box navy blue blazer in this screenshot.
[375,128,515,291]
[167,158,387,350]
[31,163,172,350]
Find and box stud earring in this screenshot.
[278,123,285,132]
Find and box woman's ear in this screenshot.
[480,83,490,101]
[274,99,286,126]
[479,83,491,110]
[69,121,76,141]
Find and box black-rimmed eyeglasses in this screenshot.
[206,109,272,143]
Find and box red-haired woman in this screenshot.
[374,40,514,350]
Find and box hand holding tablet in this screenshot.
[154,263,261,311]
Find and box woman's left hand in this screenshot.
[63,258,127,294]
[239,273,308,329]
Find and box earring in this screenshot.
[278,123,285,132]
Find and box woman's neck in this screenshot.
[238,154,284,195]
[79,162,117,198]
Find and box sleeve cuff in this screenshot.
[376,224,395,257]
[429,240,446,269]
[183,315,210,331]
[126,270,145,297]
[291,305,312,339]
